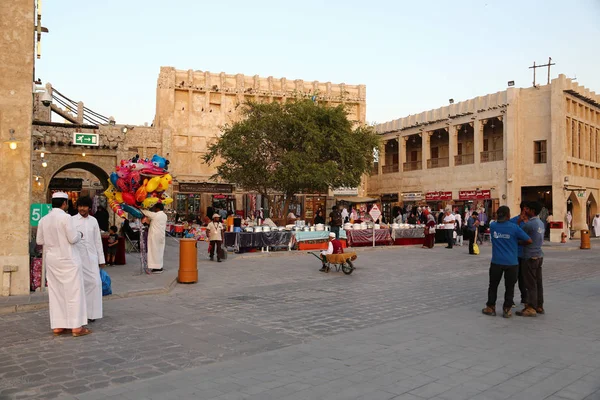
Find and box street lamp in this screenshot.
[4,129,19,150]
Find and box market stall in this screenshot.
[346,229,393,247]
[224,230,294,253]
[292,229,347,250]
[391,227,425,245]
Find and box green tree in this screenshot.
[203,99,380,218]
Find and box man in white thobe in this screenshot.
[73,196,105,322]
[141,203,168,273]
[593,214,600,238]
[36,192,91,337]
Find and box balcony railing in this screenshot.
[481,149,503,163]
[403,161,422,171]
[427,157,449,169]
[382,164,400,174]
[455,153,474,166]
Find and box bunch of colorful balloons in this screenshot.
[104,154,173,219]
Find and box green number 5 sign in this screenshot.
[30,204,52,226]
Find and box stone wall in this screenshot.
[0,0,34,295]
[155,66,367,184]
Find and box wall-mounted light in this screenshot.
[449,99,454,104]
[508,81,515,87]
[82,152,86,157]
[4,129,19,150]
[42,160,48,168]
[34,145,50,158]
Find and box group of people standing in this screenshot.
[36,193,105,337]
[483,201,546,319]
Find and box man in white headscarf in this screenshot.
[141,203,168,273]
[72,196,105,322]
[36,192,91,337]
[593,213,600,238]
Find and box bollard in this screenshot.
[178,238,198,283]
[580,230,591,250]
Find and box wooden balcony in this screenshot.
[427,157,449,169]
[382,164,400,174]
[481,149,503,163]
[403,161,422,171]
[454,153,474,166]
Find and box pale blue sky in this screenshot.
[37,0,600,126]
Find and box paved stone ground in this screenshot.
[1,240,599,400]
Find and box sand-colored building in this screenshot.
[154,67,367,222]
[368,74,600,241]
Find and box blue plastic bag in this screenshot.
[100,268,112,296]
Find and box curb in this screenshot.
[0,276,178,315]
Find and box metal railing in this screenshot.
[427,157,449,169]
[481,149,503,163]
[382,164,400,174]
[454,153,474,166]
[403,161,422,171]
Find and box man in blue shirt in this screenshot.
[482,206,532,318]
[516,201,546,317]
[509,202,529,307]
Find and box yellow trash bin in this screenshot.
[178,238,198,283]
[580,230,591,250]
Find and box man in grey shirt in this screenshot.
[516,201,545,317]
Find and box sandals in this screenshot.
[72,327,92,337]
[52,329,71,336]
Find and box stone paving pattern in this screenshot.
[0,241,599,399]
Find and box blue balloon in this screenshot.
[110,172,119,187]
[121,204,143,219]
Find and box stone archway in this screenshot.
[46,161,110,201]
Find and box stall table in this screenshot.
[101,236,126,265]
[346,229,393,247]
[224,231,294,253]
[391,228,425,245]
[292,230,347,250]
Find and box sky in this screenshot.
[37,0,600,126]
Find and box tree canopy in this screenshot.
[203,99,380,211]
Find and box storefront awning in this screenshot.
[336,196,378,203]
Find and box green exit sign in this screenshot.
[30,203,52,226]
[73,132,99,146]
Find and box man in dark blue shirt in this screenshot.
[516,201,546,317]
[483,206,532,318]
[509,202,529,307]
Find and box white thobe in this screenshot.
[36,208,87,329]
[593,216,600,237]
[73,214,105,320]
[142,210,168,270]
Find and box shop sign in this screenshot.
[401,192,422,201]
[49,178,83,191]
[333,187,359,196]
[381,193,399,202]
[458,190,491,200]
[72,132,99,146]
[30,203,52,227]
[178,182,233,194]
[212,194,227,199]
[369,204,381,221]
[425,191,452,201]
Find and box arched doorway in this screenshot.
[47,162,110,214]
[566,192,581,236]
[586,193,597,228]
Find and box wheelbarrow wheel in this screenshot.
[341,260,354,275]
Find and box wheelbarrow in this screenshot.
[309,252,357,275]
